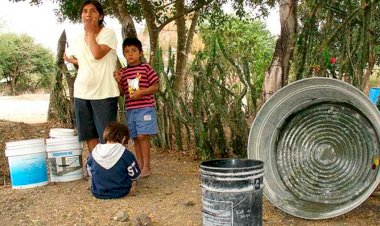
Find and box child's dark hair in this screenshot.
[80,0,105,26]
[103,122,129,144]
[122,38,143,52]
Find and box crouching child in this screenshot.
[87,122,141,199]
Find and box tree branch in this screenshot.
[158,0,214,31]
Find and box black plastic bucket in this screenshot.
[200,159,264,226]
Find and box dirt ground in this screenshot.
[0,120,379,226]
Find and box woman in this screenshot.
[64,0,119,152]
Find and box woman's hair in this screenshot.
[80,0,105,26]
[103,122,129,144]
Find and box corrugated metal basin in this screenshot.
[248,77,380,219]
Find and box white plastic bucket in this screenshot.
[5,138,48,189]
[46,136,84,182]
[49,128,75,138]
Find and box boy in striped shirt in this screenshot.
[114,38,159,177]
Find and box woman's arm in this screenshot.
[86,33,111,60]
[85,19,111,59]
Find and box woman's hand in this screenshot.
[114,70,124,96]
[84,18,98,35]
[83,19,111,60]
[63,53,78,65]
[113,70,122,83]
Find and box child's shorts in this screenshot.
[126,107,158,139]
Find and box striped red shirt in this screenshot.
[120,63,159,109]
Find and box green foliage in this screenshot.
[189,16,275,158]
[51,0,143,23]
[199,15,275,97]
[0,33,55,94]
[197,0,277,28]
[151,14,276,159]
[293,0,380,89]
[53,0,82,23]
[11,0,143,23]
[19,0,277,26]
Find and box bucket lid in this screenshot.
[46,136,82,152]
[5,138,46,157]
[6,138,45,149]
[46,136,80,146]
[49,128,75,137]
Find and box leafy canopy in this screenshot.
[0,32,55,94]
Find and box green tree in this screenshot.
[138,0,275,90]
[50,0,143,39]
[0,33,55,95]
[293,0,380,91]
[200,16,275,115]
[155,16,275,157]
[15,0,276,92]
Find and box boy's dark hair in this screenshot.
[122,38,143,52]
[80,0,105,26]
[103,122,129,144]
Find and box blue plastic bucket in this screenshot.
[5,138,48,189]
[369,87,380,105]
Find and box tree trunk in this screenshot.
[48,30,73,126]
[359,0,372,94]
[140,0,160,64]
[263,0,297,101]
[10,77,16,95]
[120,14,138,39]
[174,0,186,91]
[64,68,75,124]
[140,0,206,67]
[10,68,20,95]
[109,0,138,39]
[174,11,199,91]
